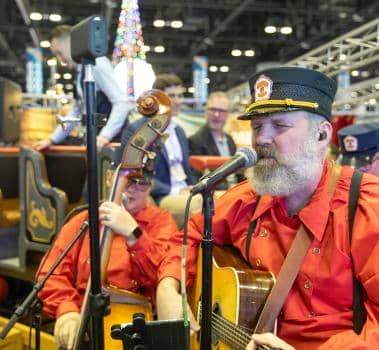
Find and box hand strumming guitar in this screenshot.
[156,277,200,333]
[246,333,296,350]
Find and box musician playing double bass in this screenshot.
[36,171,178,350]
[156,67,379,349]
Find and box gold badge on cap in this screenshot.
[254,75,273,101]
[343,135,358,152]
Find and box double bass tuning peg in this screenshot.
[160,132,169,144]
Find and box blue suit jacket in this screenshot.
[120,117,195,203]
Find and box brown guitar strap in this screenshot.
[254,162,341,333]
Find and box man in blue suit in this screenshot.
[120,74,195,203]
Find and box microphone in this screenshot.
[190,147,257,194]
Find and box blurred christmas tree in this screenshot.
[112,0,146,98]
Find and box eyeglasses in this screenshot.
[167,93,184,99]
[126,178,152,192]
[207,107,229,114]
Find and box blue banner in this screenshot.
[25,47,43,95]
[193,56,208,108]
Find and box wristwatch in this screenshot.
[131,226,143,239]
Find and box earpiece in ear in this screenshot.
[319,131,327,141]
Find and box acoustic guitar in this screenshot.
[189,245,276,350]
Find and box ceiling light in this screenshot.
[220,66,229,73]
[209,65,218,72]
[46,89,56,96]
[63,73,72,80]
[361,71,370,78]
[369,98,377,105]
[352,14,363,23]
[47,58,57,66]
[170,20,183,29]
[280,26,293,35]
[30,12,43,21]
[205,78,210,84]
[153,19,165,27]
[264,25,276,34]
[327,54,334,61]
[40,40,50,48]
[56,83,64,89]
[338,12,347,19]
[375,83,379,90]
[61,97,69,104]
[339,53,347,61]
[154,45,165,53]
[142,45,151,52]
[188,87,195,93]
[65,84,74,90]
[53,73,61,79]
[49,14,62,22]
[244,49,255,57]
[351,70,359,77]
[231,49,242,57]
[60,62,67,67]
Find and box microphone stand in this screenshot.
[83,59,108,350]
[200,190,214,350]
[0,220,89,347]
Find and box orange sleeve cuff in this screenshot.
[56,301,80,318]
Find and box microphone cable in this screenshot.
[181,192,196,350]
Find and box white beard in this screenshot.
[249,138,323,197]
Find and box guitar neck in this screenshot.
[211,311,277,350]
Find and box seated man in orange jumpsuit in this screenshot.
[156,67,379,350]
[36,174,178,350]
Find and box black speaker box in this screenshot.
[0,77,22,144]
[71,15,108,63]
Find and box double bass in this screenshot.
[73,89,172,350]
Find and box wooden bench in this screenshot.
[18,144,120,269]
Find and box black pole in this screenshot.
[200,191,214,350]
[31,299,42,350]
[83,61,105,350]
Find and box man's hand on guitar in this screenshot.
[54,311,81,350]
[99,201,139,244]
[156,277,200,333]
[246,333,295,350]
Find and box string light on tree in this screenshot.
[112,0,146,63]
[112,0,152,99]
[112,0,156,99]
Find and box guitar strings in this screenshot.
[199,307,274,350]
[211,312,251,349]
[199,308,251,349]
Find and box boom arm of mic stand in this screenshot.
[0,220,89,340]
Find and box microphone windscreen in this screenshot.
[236,147,257,167]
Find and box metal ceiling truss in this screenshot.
[333,77,379,109]
[228,17,379,111]
[286,17,379,77]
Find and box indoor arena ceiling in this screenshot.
[0,0,378,93]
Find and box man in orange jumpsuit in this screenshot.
[37,175,178,350]
[337,122,379,177]
[156,67,379,350]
